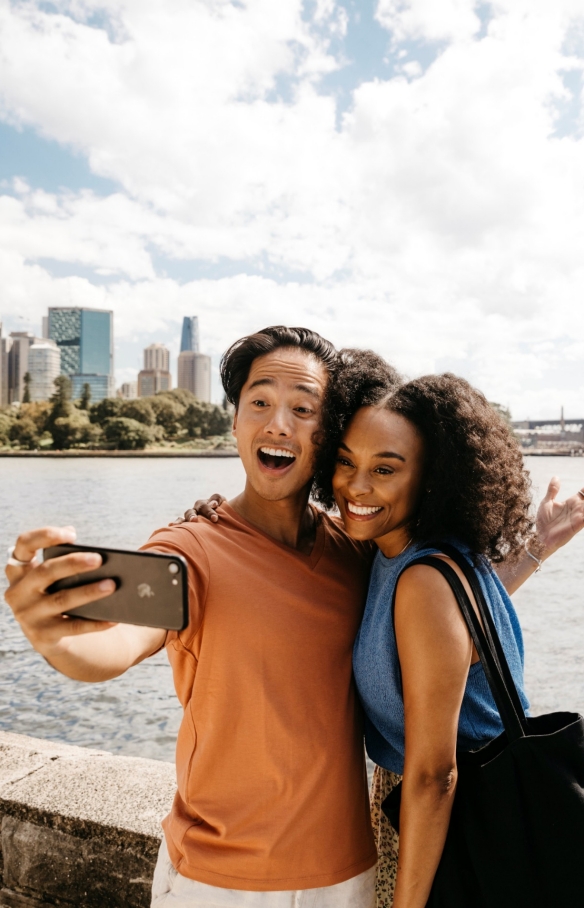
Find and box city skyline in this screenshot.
[0,310,214,405]
[1,2,583,420]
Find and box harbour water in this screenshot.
[0,455,583,762]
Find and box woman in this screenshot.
[182,350,584,907]
[311,350,538,908]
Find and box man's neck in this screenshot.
[229,482,316,553]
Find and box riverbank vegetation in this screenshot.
[0,378,234,452]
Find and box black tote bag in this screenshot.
[381,543,584,908]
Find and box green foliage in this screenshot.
[9,417,40,450]
[22,372,31,404]
[119,398,156,426]
[182,401,232,438]
[103,417,153,450]
[52,409,94,450]
[80,383,92,410]
[89,397,123,424]
[0,413,13,445]
[150,395,187,436]
[50,376,72,418]
[156,388,197,407]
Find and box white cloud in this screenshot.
[0,0,583,416]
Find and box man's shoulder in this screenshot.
[144,506,240,554]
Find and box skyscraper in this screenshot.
[28,341,61,401]
[7,332,44,403]
[177,351,211,402]
[138,343,172,397]
[0,323,10,407]
[180,316,200,353]
[144,343,170,372]
[48,307,114,402]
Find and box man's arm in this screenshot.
[4,527,166,683]
[496,477,584,595]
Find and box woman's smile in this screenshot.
[345,500,384,519]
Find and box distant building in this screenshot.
[48,307,114,402]
[138,370,171,397]
[118,381,138,400]
[7,332,45,403]
[177,351,211,402]
[180,316,200,353]
[28,341,61,402]
[143,343,170,372]
[137,343,171,397]
[0,323,11,407]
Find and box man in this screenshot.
[5,326,380,907]
[5,325,583,906]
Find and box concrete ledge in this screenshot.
[0,732,176,907]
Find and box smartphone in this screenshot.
[43,544,189,631]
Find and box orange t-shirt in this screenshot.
[141,503,376,891]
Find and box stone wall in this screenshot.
[0,732,176,908]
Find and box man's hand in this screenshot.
[4,526,165,681]
[170,493,227,525]
[536,477,584,558]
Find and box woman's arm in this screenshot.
[392,561,475,908]
[496,477,584,595]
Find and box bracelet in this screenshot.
[525,547,543,572]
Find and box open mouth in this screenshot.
[257,446,297,471]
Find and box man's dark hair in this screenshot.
[220,326,338,406]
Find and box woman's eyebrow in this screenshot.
[338,441,405,462]
[374,451,405,462]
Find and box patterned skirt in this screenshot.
[370,764,402,908]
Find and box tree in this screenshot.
[89,397,123,424]
[80,383,92,410]
[119,398,156,426]
[9,417,39,450]
[22,372,31,404]
[182,401,232,438]
[0,413,15,446]
[50,376,73,420]
[52,409,92,450]
[103,417,153,450]
[150,395,186,436]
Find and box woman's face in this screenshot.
[332,406,426,549]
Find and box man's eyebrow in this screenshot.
[247,377,321,399]
[338,441,405,462]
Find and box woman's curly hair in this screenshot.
[313,353,536,563]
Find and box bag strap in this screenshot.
[407,554,527,743]
[428,542,528,725]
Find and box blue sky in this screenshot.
[1,0,583,415]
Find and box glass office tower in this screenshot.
[180,316,200,353]
[48,307,114,401]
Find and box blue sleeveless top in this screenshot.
[353,541,530,775]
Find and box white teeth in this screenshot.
[347,502,382,516]
[260,447,296,459]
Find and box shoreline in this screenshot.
[0,449,239,458]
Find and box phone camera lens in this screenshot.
[168,563,179,574]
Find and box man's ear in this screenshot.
[232,409,238,435]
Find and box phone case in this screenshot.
[43,544,189,631]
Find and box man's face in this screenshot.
[233,347,328,502]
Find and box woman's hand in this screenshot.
[536,477,584,558]
[170,493,227,525]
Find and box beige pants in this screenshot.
[151,836,376,908]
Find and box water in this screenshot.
[1,455,583,762]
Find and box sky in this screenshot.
[0,0,583,416]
